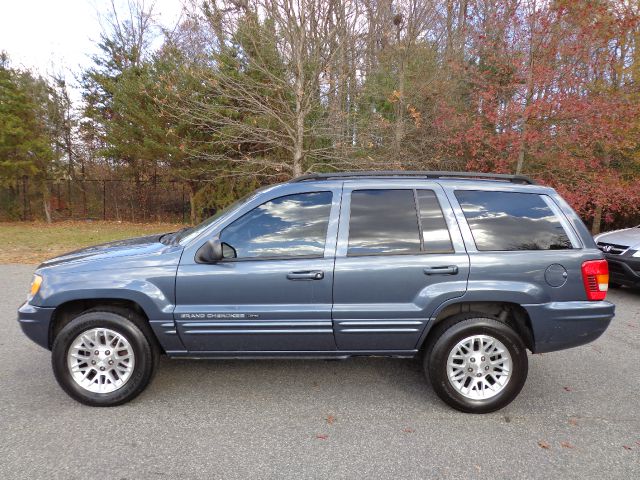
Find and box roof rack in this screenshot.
[290,171,536,185]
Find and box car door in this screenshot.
[332,181,470,352]
[175,184,341,353]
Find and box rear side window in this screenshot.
[455,190,573,251]
[347,189,453,255]
[348,190,421,255]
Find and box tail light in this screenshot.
[581,260,609,300]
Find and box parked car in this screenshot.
[594,225,640,288]
[18,171,614,413]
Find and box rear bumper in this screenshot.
[605,253,640,287]
[17,302,55,350]
[523,301,615,353]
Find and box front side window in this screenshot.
[455,190,573,251]
[348,189,421,255]
[219,191,332,259]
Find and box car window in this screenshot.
[219,191,332,259]
[348,189,421,255]
[416,190,454,252]
[455,190,573,251]
[177,187,270,245]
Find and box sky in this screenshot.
[0,0,185,89]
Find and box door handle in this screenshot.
[287,270,324,280]
[423,265,458,275]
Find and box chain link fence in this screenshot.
[1,177,192,222]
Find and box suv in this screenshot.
[18,171,615,413]
[594,225,640,288]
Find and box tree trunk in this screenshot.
[394,64,405,156]
[592,204,603,235]
[293,23,306,178]
[293,69,304,177]
[293,81,304,177]
[188,182,198,225]
[41,184,52,224]
[516,4,536,175]
[393,15,406,157]
[515,120,528,175]
[81,159,87,217]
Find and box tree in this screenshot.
[182,0,364,178]
[0,52,61,221]
[3,0,640,229]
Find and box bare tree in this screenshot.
[182,0,366,178]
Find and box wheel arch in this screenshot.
[417,301,535,353]
[49,298,156,350]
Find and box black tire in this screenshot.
[424,313,528,414]
[609,281,622,289]
[51,309,159,406]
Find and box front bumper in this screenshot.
[605,252,640,287]
[523,301,615,353]
[17,302,55,350]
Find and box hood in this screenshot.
[38,233,170,269]
[594,226,640,249]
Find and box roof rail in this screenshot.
[290,171,536,185]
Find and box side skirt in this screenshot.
[164,349,418,360]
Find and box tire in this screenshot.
[51,309,158,406]
[424,313,528,414]
[609,281,622,289]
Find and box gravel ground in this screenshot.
[0,264,638,479]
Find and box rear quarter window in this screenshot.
[455,190,573,251]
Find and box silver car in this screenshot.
[594,225,640,287]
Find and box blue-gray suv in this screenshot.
[18,172,615,413]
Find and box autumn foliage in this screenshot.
[1,0,639,229]
[430,1,640,229]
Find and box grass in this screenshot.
[0,221,185,264]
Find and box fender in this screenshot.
[32,264,186,352]
[35,266,176,318]
[415,280,549,349]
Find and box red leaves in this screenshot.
[539,440,577,450]
[431,2,640,229]
[315,414,336,439]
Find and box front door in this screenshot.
[175,188,341,352]
[332,181,470,352]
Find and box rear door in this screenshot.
[332,181,470,352]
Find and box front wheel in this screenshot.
[425,315,528,413]
[51,310,158,406]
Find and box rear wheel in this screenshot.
[52,310,158,406]
[425,314,528,413]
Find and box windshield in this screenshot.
[174,189,265,245]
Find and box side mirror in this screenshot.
[195,237,223,264]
